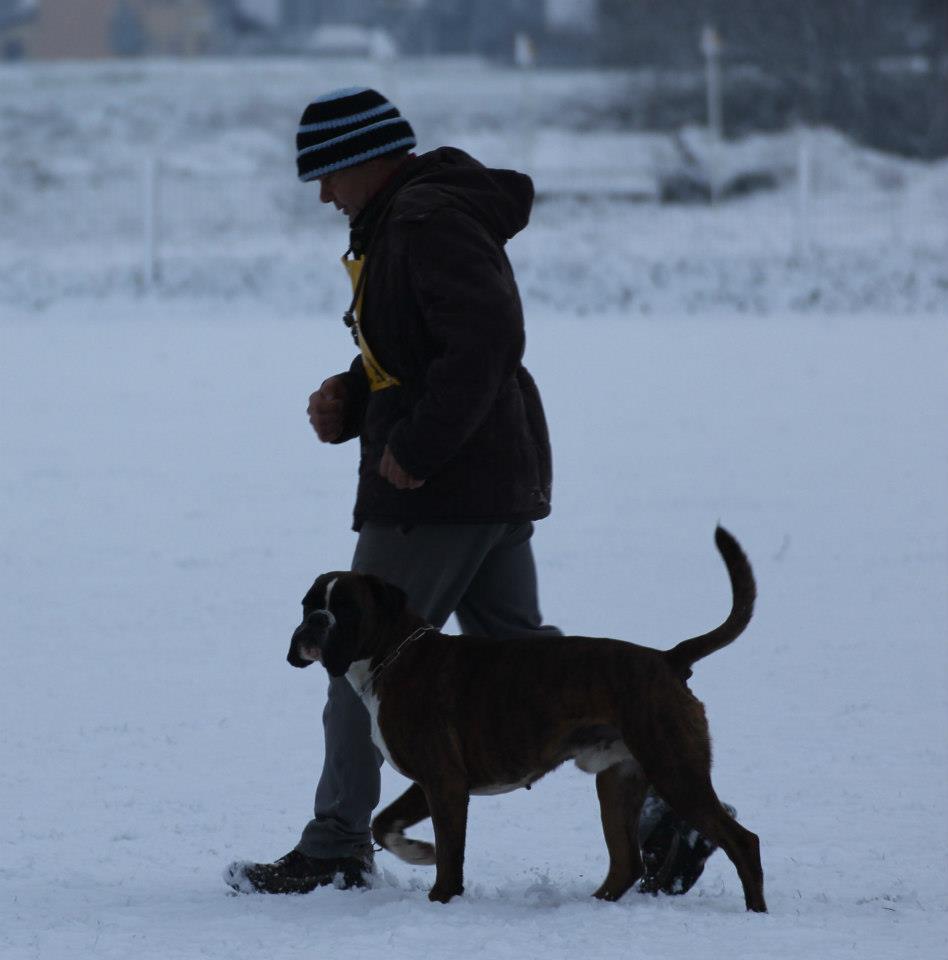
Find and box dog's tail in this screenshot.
[664,526,756,677]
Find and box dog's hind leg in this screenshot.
[372,783,436,866]
[650,775,766,912]
[592,761,648,901]
[697,800,766,913]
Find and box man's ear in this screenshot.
[365,575,407,620]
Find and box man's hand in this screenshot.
[379,445,425,490]
[308,376,348,442]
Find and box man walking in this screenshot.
[226,87,723,898]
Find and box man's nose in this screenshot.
[318,180,333,205]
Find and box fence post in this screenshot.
[143,156,160,287]
[517,37,537,175]
[701,24,723,203]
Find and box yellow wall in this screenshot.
[1,0,218,60]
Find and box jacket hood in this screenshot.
[388,147,534,243]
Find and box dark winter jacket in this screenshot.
[333,146,552,529]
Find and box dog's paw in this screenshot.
[428,882,463,904]
[593,877,635,902]
[385,833,436,866]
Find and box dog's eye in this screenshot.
[327,594,359,621]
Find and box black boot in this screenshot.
[638,795,735,896]
[224,847,373,894]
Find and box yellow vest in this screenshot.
[342,256,401,393]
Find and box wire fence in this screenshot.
[1,128,939,310]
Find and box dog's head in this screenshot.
[286,571,408,677]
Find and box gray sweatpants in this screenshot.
[296,520,561,858]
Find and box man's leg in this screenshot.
[223,667,380,892]
[295,676,383,859]
[452,522,561,639]
[226,522,511,893]
[351,521,523,627]
[637,792,738,895]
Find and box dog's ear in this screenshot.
[321,591,361,679]
[320,631,356,678]
[364,575,407,620]
[300,580,323,609]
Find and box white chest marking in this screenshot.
[345,660,409,777]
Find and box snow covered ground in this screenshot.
[1,57,947,960]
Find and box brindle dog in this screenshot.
[287,527,766,912]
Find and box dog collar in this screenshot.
[361,625,436,695]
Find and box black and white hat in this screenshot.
[296,87,417,182]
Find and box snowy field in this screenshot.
[2,57,947,959]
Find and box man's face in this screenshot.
[317,164,378,221]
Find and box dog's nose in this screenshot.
[288,612,332,668]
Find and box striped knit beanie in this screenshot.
[296,87,417,182]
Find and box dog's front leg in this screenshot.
[593,762,648,901]
[423,777,470,903]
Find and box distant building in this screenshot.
[280,0,377,30]
[0,0,36,59]
[0,0,246,60]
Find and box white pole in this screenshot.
[143,156,160,287]
[702,26,723,139]
[701,25,723,203]
[517,35,537,175]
